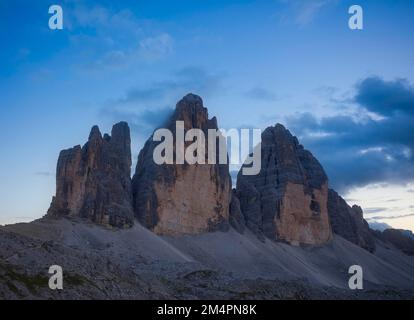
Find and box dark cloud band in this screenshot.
[286,76,414,192]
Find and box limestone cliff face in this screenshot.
[44,94,377,253]
[236,124,332,245]
[47,122,134,228]
[132,94,231,235]
[328,189,375,252]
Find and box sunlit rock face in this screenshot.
[47,122,134,228]
[132,94,231,235]
[328,189,376,252]
[236,124,332,245]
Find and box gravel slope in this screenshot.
[1,218,414,299]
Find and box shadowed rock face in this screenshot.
[236,124,332,245]
[229,190,245,234]
[44,94,378,254]
[47,122,134,228]
[373,229,414,255]
[327,189,375,252]
[132,94,231,235]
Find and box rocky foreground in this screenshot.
[1,218,414,300]
[1,93,414,299]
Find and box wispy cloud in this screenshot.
[138,33,174,62]
[64,3,174,70]
[278,0,339,26]
[245,87,278,101]
[102,106,173,138]
[112,66,224,106]
[101,66,225,137]
[35,171,52,177]
[91,33,174,70]
[366,213,414,221]
[369,221,392,231]
[364,207,388,214]
[286,76,414,192]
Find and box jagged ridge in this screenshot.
[46,94,385,253]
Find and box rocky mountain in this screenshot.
[131,94,231,235]
[2,93,414,300]
[373,229,414,256]
[327,189,376,252]
[43,94,389,251]
[235,124,332,246]
[47,122,134,228]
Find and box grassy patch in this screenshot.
[65,273,86,286]
[0,263,48,294]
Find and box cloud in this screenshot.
[369,221,392,232]
[364,207,388,214]
[85,32,175,70]
[102,66,224,137]
[115,66,223,105]
[138,34,174,62]
[15,216,36,221]
[245,87,278,101]
[278,0,338,26]
[384,198,401,202]
[66,5,142,35]
[65,4,174,70]
[286,77,414,192]
[355,77,414,117]
[366,213,414,221]
[35,171,52,177]
[102,106,174,138]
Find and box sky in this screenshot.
[0,0,413,230]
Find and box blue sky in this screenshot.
[1,0,414,230]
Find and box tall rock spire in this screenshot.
[236,124,332,245]
[47,122,134,228]
[132,93,231,235]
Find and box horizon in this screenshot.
[1,0,414,231]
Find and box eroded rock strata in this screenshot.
[236,124,332,245]
[132,94,231,235]
[47,122,134,228]
[327,189,375,252]
[44,94,381,254]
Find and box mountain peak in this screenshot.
[236,123,331,245]
[88,125,102,141]
[47,123,133,228]
[132,94,231,235]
